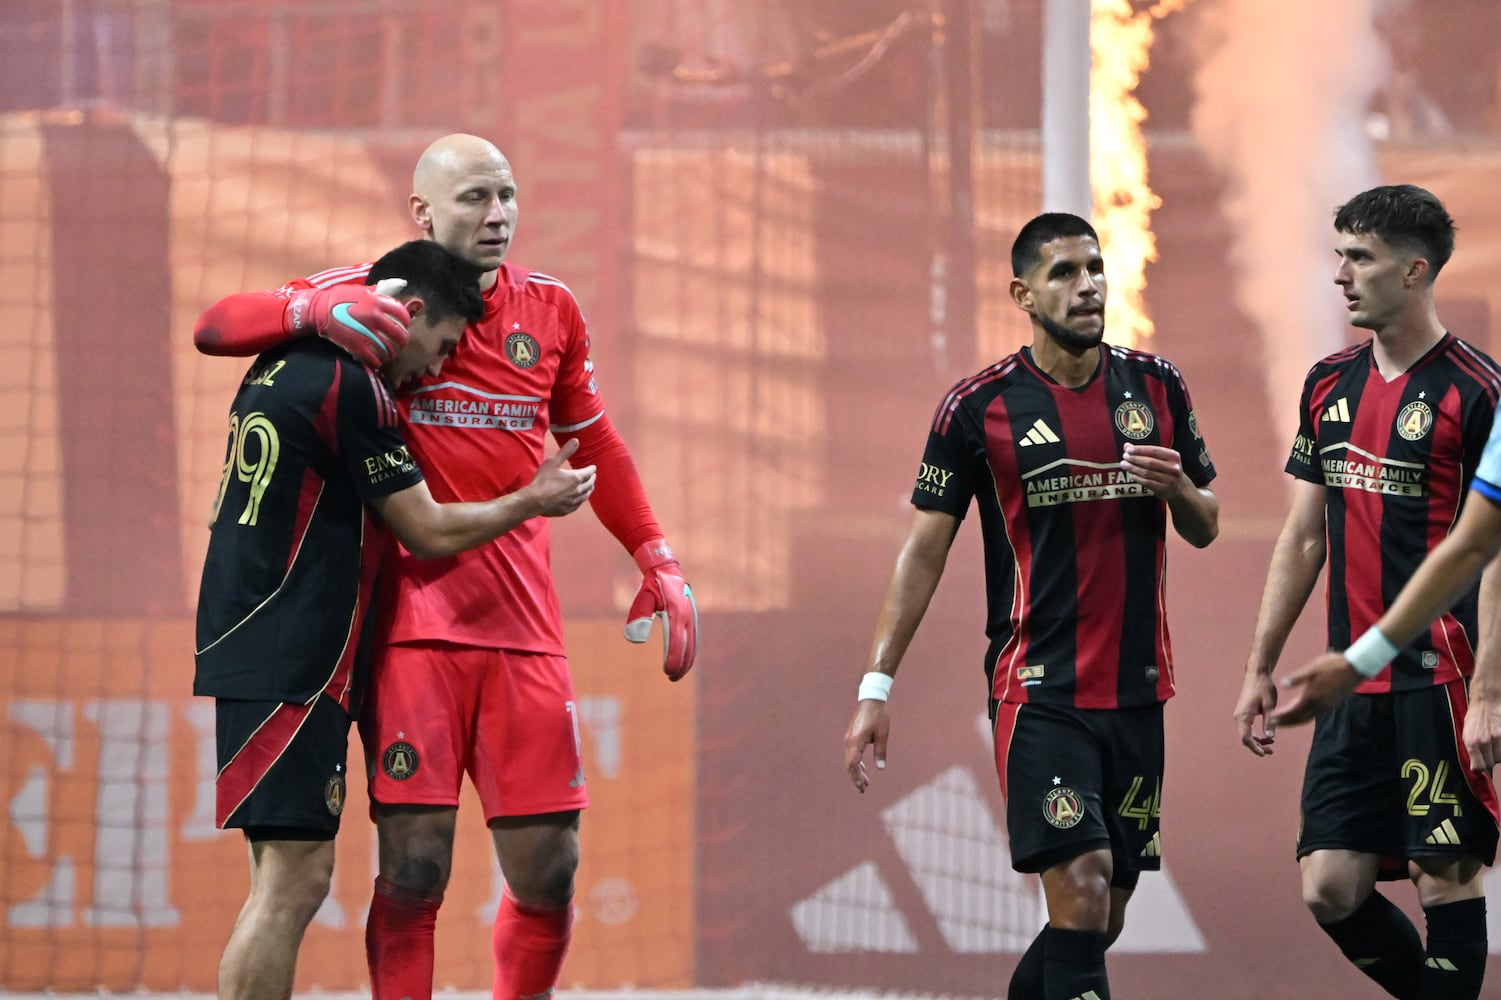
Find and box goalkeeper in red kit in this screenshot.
[194,133,699,1000]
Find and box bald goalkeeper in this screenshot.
[194,132,700,1000]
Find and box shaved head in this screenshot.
[408,133,518,286]
[412,133,510,199]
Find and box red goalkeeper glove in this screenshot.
[624,538,698,681]
[283,282,410,368]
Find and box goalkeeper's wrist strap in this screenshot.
[858,671,894,702]
[1345,626,1399,679]
[633,538,676,574]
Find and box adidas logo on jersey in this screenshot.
[1069,992,1105,1000]
[1425,819,1461,846]
[1018,419,1061,447]
[1322,398,1351,422]
[1426,957,1459,971]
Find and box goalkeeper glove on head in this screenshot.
[624,538,698,681]
[283,282,410,368]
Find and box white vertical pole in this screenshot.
[1042,0,1092,216]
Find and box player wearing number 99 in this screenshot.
[191,133,697,1000]
[842,213,1219,1000]
[193,239,596,1000]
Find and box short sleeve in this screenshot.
[911,397,979,518]
[1283,367,1322,484]
[1165,364,1216,488]
[336,362,425,501]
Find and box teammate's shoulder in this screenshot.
[1443,334,1501,385]
[235,341,341,407]
[299,263,372,290]
[1309,340,1368,375]
[335,355,399,421]
[517,265,581,306]
[257,337,336,371]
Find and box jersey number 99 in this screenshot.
[211,411,281,527]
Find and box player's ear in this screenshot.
[1405,256,1430,287]
[401,297,426,319]
[1009,276,1033,311]
[409,193,432,231]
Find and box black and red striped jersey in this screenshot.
[1286,333,1501,693]
[915,344,1216,710]
[194,339,424,709]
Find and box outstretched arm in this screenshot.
[195,283,409,368]
[194,291,294,357]
[1232,479,1327,754]
[372,439,596,559]
[843,506,961,792]
[1276,491,1501,726]
[1465,564,1501,771]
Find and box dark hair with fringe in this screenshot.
[1333,184,1455,279]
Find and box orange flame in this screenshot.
[1090,0,1193,348]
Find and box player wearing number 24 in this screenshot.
[843,212,1219,1000]
[1237,184,1501,999]
[193,239,597,1000]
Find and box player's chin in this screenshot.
[471,242,508,268]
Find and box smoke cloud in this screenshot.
[1190,0,1391,447]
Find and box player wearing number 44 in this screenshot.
[193,239,597,1000]
[843,212,1219,1000]
[1236,184,1501,1000]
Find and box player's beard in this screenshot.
[1035,309,1105,353]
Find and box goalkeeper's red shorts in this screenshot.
[359,641,589,820]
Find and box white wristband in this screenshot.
[1345,626,1400,679]
[858,671,894,702]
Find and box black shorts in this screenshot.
[215,694,352,837]
[1298,680,1499,873]
[993,701,1165,878]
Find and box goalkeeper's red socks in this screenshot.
[492,890,573,1000]
[366,876,441,1000]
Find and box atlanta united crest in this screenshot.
[382,741,419,781]
[1396,400,1433,441]
[506,331,540,369]
[1043,786,1085,829]
[325,772,346,816]
[1114,400,1154,440]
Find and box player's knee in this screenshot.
[1411,855,1485,906]
[1041,854,1113,929]
[389,854,450,897]
[257,854,333,928]
[509,844,579,908]
[1301,875,1365,923]
[534,846,580,907]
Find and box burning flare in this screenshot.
[1090,0,1193,348]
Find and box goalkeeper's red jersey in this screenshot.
[285,262,606,653]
